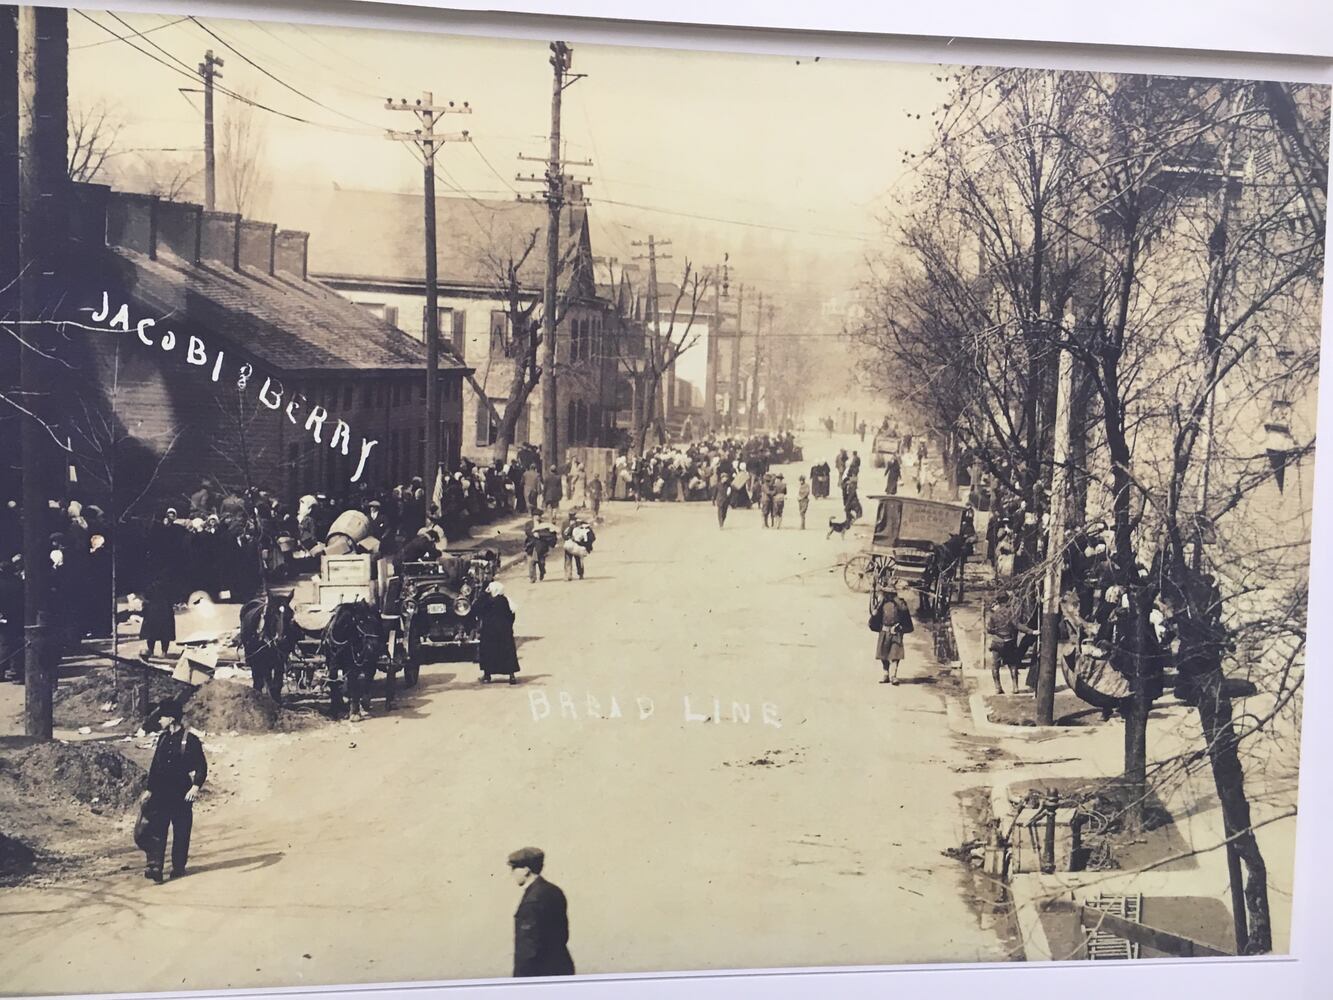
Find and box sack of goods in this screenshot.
[570,523,596,551]
[563,539,590,558]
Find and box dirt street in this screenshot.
[0,444,1008,992]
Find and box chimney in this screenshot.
[155,200,202,264]
[238,220,277,274]
[274,230,309,281]
[106,191,158,259]
[200,211,241,269]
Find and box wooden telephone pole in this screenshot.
[632,235,671,438]
[18,6,69,740]
[386,92,471,522]
[704,255,729,432]
[515,43,588,470]
[747,292,764,435]
[729,283,744,430]
[199,49,223,210]
[1036,332,1073,726]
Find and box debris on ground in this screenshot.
[54,667,189,730]
[0,833,37,876]
[4,740,147,811]
[185,679,279,734]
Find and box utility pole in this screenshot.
[1036,323,1074,726]
[386,93,472,523]
[199,49,223,211]
[730,283,744,430]
[18,6,69,740]
[705,255,728,432]
[632,235,672,440]
[747,292,764,435]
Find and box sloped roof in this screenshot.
[294,186,590,291]
[107,246,465,375]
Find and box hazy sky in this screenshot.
[68,10,946,398]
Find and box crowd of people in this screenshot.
[604,432,803,504]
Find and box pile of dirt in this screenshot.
[54,666,189,730]
[6,741,146,812]
[0,833,37,876]
[186,679,279,734]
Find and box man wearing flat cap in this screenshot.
[508,846,574,977]
[139,698,208,883]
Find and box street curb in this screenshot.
[1007,874,1057,962]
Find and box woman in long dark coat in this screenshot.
[478,582,520,685]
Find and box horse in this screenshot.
[318,600,388,720]
[238,592,302,703]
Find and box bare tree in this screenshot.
[66,101,122,183]
[219,89,270,217]
[857,67,1323,952]
[616,261,708,455]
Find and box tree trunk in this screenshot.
[1192,660,1273,953]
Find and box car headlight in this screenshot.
[453,597,472,617]
[403,599,416,616]
[460,580,474,597]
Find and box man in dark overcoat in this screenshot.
[140,698,208,882]
[508,846,574,978]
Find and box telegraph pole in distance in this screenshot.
[18,6,69,740]
[747,291,764,435]
[704,254,728,432]
[730,283,744,430]
[199,49,223,210]
[386,92,472,523]
[631,235,672,437]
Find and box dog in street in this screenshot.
[827,513,853,539]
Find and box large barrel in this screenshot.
[325,509,372,556]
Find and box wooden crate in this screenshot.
[324,554,372,585]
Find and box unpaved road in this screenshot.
[0,443,1009,993]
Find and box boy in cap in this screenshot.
[507,846,574,977]
[140,698,208,883]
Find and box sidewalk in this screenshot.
[944,581,1298,959]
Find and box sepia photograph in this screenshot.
[0,3,1329,993]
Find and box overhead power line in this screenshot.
[187,16,384,131]
[77,12,380,137]
[597,197,877,242]
[72,15,189,49]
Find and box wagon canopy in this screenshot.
[869,495,965,552]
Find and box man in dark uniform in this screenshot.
[140,698,208,883]
[508,846,574,978]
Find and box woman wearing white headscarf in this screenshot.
[478,581,520,684]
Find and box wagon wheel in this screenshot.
[934,568,953,619]
[843,554,875,592]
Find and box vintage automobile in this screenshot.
[383,548,500,683]
[871,430,901,468]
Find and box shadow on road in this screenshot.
[187,850,286,876]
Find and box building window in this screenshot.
[343,385,353,410]
[422,305,449,339]
[452,309,466,361]
[476,398,502,447]
[490,310,508,357]
[419,381,427,403]
[363,383,373,408]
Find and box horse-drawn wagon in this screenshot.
[843,494,970,618]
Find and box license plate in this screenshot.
[427,603,447,615]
